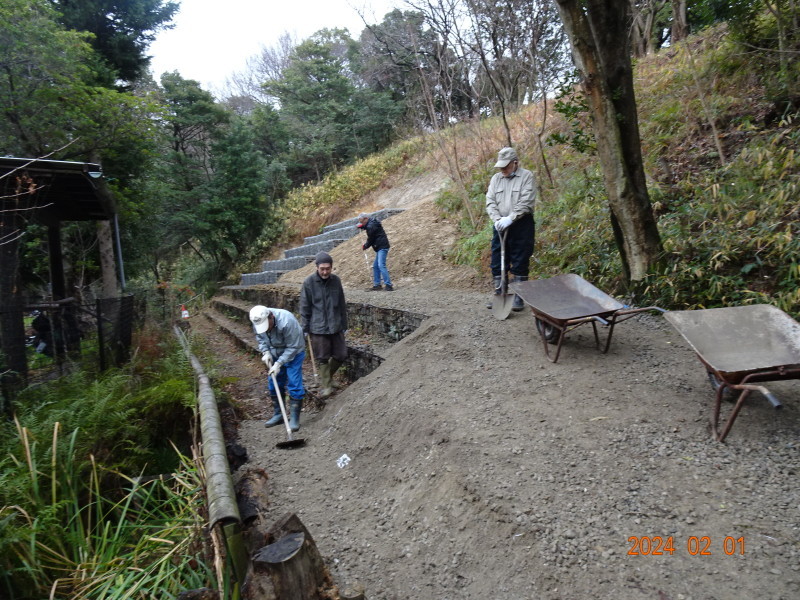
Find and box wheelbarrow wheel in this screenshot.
[706,371,735,402]
[536,318,559,344]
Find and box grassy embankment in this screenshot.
[249,23,798,317]
[0,325,222,598]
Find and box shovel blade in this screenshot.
[276,438,306,449]
[492,293,515,320]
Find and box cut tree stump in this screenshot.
[253,531,328,600]
[265,511,316,546]
[243,513,341,600]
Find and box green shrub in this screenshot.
[0,424,214,599]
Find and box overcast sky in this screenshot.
[148,0,399,94]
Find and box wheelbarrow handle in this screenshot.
[731,383,783,409]
[563,315,610,327]
[763,391,782,409]
[615,305,667,317]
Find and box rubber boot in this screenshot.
[318,360,333,398]
[486,276,502,309]
[512,275,527,311]
[329,358,342,386]
[289,397,303,432]
[264,395,284,427]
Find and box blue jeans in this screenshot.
[373,248,392,286]
[267,350,305,399]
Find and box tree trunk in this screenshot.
[672,0,689,43]
[0,177,29,402]
[555,0,662,282]
[97,220,118,298]
[91,157,118,300]
[0,225,26,400]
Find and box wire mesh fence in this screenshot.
[2,287,203,405]
[95,295,135,371]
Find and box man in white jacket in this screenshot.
[485,147,537,311]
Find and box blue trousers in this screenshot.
[372,248,392,286]
[267,350,305,399]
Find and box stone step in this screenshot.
[321,208,404,233]
[203,308,258,356]
[240,208,405,285]
[261,255,314,272]
[210,296,252,326]
[303,224,359,246]
[284,238,347,259]
[240,271,289,286]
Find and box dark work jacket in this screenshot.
[299,272,348,335]
[362,217,390,251]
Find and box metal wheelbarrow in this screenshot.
[665,304,800,442]
[511,274,665,363]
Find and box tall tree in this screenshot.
[554,0,662,282]
[124,73,229,282]
[195,118,268,273]
[464,0,568,109]
[53,0,179,86]
[263,29,399,182]
[357,10,441,127]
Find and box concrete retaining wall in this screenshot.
[224,286,426,343]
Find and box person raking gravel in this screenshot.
[249,305,306,431]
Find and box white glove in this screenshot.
[268,362,281,376]
[495,216,513,232]
[261,353,273,368]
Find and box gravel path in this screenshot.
[197,287,798,600]
[194,194,800,599]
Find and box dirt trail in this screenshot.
[193,177,799,600]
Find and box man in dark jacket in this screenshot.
[357,213,394,291]
[300,251,348,398]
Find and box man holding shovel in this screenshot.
[300,251,348,399]
[485,147,537,311]
[357,212,394,291]
[249,305,306,431]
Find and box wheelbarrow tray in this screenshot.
[665,304,800,441]
[512,273,624,321]
[511,274,663,362]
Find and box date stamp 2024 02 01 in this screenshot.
[628,536,746,556]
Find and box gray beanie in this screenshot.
[315,251,333,265]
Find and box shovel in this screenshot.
[492,229,514,320]
[306,334,318,384]
[270,371,306,449]
[363,251,372,278]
